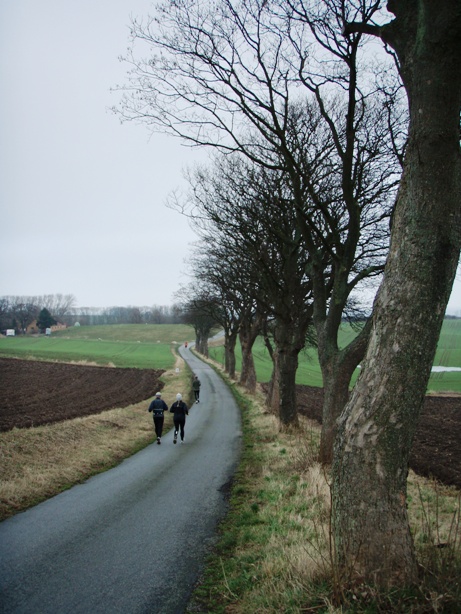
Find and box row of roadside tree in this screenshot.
[123,0,460,589]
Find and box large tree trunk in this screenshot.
[224,330,238,378]
[318,320,372,464]
[195,330,210,357]
[266,348,280,414]
[277,346,300,427]
[267,348,300,425]
[318,356,353,463]
[333,3,461,585]
[266,315,312,426]
[273,320,307,427]
[239,329,258,392]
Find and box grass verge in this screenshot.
[0,350,193,521]
[188,358,461,613]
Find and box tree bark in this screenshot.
[318,356,353,464]
[239,328,258,392]
[195,330,210,357]
[266,355,280,415]
[277,346,300,427]
[333,1,461,586]
[224,330,238,378]
[318,320,372,464]
[272,318,310,427]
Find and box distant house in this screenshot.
[26,320,67,334]
[26,320,39,334]
[50,323,67,332]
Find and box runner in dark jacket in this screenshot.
[169,393,189,444]
[148,392,168,444]
[192,375,201,403]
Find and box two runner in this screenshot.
[148,390,198,444]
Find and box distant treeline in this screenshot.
[0,295,182,333]
[72,305,183,326]
[1,295,458,335]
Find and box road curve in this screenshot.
[0,346,242,614]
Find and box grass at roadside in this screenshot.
[0,350,193,521]
[188,359,461,613]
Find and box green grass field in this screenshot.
[209,319,461,394]
[0,324,195,369]
[1,321,460,391]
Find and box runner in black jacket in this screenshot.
[192,375,201,403]
[170,393,189,444]
[148,392,168,444]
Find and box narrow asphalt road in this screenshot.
[0,347,242,614]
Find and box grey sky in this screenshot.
[0,0,206,309]
[1,1,460,314]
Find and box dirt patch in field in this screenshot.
[291,384,461,490]
[0,358,164,431]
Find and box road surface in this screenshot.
[0,346,241,614]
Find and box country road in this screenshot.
[0,347,242,614]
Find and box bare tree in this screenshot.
[0,298,10,331]
[178,297,217,356]
[0,294,77,330]
[116,0,402,460]
[187,194,267,393]
[190,245,244,379]
[182,152,317,421]
[329,0,461,587]
[40,294,77,322]
[10,299,40,333]
[114,0,460,591]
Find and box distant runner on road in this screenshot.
[192,375,201,404]
[148,392,169,445]
[170,393,189,444]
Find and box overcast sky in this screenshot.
[1,1,460,314]
[0,0,208,309]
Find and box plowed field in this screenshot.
[2,358,460,490]
[0,358,164,431]
[294,384,461,490]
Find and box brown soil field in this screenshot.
[1,358,460,490]
[0,358,164,431]
[294,384,461,490]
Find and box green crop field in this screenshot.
[209,319,461,394]
[1,321,460,391]
[0,324,195,370]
